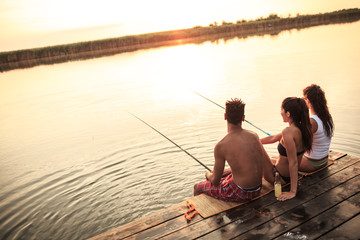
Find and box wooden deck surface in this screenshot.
[89,151,360,240]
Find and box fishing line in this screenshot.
[191,90,271,136]
[127,111,212,171]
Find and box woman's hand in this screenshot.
[277,191,296,201]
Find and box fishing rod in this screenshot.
[191,90,271,136]
[127,111,212,171]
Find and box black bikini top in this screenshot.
[278,142,305,157]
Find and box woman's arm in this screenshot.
[260,133,282,144]
[310,118,318,133]
[277,128,297,201]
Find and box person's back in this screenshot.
[305,115,331,159]
[194,98,263,202]
[300,84,334,172]
[218,128,263,189]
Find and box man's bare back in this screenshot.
[194,98,264,201]
[216,128,263,189]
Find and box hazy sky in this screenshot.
[1,0,359,51]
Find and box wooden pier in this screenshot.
[89,151,360,239]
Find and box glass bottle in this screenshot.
[274,172,282,198]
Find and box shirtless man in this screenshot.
[194,98,264,201]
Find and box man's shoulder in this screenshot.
[215,136,227,149]
[225,129,260,143]
[242,129,260,139]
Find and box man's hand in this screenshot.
[205,171,213,181]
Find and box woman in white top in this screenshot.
[299,84,334,172]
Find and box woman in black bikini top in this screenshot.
[277,142,305,157]
[260,97,312,201]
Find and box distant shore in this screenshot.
[1,8,360,72]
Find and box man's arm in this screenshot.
[206,142,225,185]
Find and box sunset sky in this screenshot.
[1,0,359,52]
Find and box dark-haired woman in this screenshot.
[260,97,312,201]
[299,84,334,172]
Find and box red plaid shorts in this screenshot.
[197,173,262,202]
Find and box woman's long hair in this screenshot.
[282,97,313,151]
[303,84,334,137]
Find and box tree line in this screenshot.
[1,8,359,72]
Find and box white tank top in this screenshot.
[304,115,332,159]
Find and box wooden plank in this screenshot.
[89,152,356,240]
[155,156,360,239]
[188,152,345,219]
[235,177,360,239]
[276,193,360,239]
[329,151,347,161]
[171,171,360,240]
[136,153,357,239]
[120,213,203,240]
[136,193,279,240]
[187,178,274,218]
[318,214,360,240]
[88,201,188,240]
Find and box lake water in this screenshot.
[1,21,360,239]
